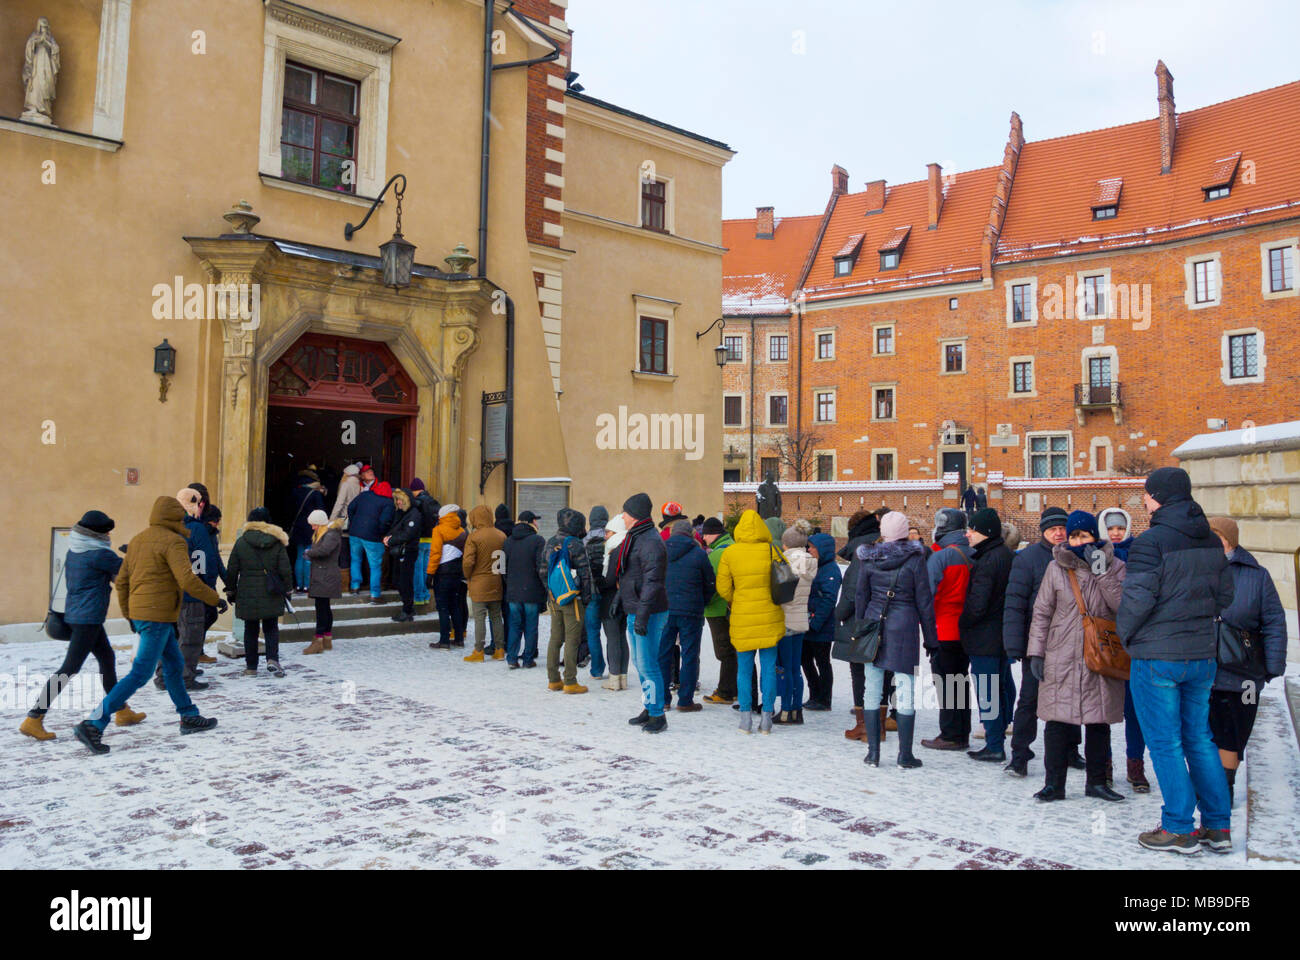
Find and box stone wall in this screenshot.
[1175,421,1300,644]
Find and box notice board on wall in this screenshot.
[514,481,571,541]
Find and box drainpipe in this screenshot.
[504,295,515,505]
[749,316,756,481]
[795,301,803,475]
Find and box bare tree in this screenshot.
[1114,448,1154,477]
[772,428,826,482]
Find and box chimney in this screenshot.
[927,163,944,229]
[1156,60,1176,174]
[755,206,774,239]
[831,165,849,196]
[863,179,886,214]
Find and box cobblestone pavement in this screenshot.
[1,630,1294,869]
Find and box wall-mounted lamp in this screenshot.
[695,317,728,368]
[154,338,176,403]
[345,174,416,290]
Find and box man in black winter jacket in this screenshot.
[616,493,670,732]
[1120,467,1234,855]
[502,511,547,668]
[959,508,1015,763]
[540,508,593,692]
[1002,506,1071,775]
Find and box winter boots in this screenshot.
[844,707,867,742]
[602,676,620,691]
[179,715,219,735]
[464,650,485,662]
[1126,758,1151,793]
[548,681,565,691]
[618,674,628,690]
[74,720,109,754]
[322,634,333,651]
[563,683,588,695]
[895,713,922,769]
[197,653,217,664]
[20,715,55,741]
[113,703,147,726]
[738,711,753,734]
[758,711,774,735]
[303,638,326,655]
[491,647,505,661]
[862,706,882,767]
[642,714,667,734]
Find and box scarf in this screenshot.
[614,518,654,583]
[602,526,628,578]
[1066,543,1092,562]
[68,525,115,555]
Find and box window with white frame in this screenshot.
[874,324,894,356]
[1006,277,1038,326]
[872,385,896,421]
[768,334,789,362]
[258,0,398,200]
[1011,358,1034,395]
[815,331,835,360]
[873,450,896,481]
[942,340,965,374]
[1262,241,1297,298]
[1223,330,1264,383]
[1028,433,1071,478]
[814,390,836,423]
[723,334,745,363]
[815,452,836,482]
[767,392,789,427]
[1184,253,1222,309]
[1080,273,1108,318]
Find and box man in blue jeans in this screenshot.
[615,494,670,733]
[660,518,714,711]
[1119,467,1235,854]
[959,508,1015,761]
[75,495,223,754]
[502,511,547,668]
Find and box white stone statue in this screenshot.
[21,18,61,126]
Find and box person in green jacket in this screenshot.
[700,517,755,705]
[226,507,292,679]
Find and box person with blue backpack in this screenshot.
[539,508,594,694]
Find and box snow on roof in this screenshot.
[1173,420,1300,458]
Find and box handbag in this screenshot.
[41,562,72,641]
[1215,617,1267,681]
[832,567,901,664]
[1065,568,1130,681]
[769,543,798,605]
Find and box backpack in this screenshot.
[547,536,582,607]
[417,495,439,537]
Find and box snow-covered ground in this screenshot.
[2,623,1297,870]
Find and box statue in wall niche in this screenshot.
[21,18,61,126]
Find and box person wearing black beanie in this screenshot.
[960,507,1016,763]
[622,493,653,523]
[615,492,670,733]
[701,517,726,537]
[1143,466,1192,506]
[1039,506,1068,534]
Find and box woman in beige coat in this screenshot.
[1026,511,1127,803]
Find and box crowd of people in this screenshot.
[19,462,1290,857]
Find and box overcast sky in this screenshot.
[567,0,1300,220]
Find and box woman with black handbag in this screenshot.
[21,511,144,740]
[853,511,939,768]
[1207,518,1289,807]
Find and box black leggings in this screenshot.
[801,642,833,706]
[244,617,280,669]
[315,597,333,636]
[29,623,117,716]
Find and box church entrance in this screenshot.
[264,334,420,529]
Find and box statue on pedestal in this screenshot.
[21,18,61,127]
[755,472,782,520]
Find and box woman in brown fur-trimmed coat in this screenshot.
[1026,510,1127,803]
[303,511,344,654]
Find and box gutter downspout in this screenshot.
[749,316,756,481]
[795,300,803,474]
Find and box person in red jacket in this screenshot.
[922,508,974,749]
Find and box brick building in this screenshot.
[722,64,1300,513]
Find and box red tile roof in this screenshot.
[835,233,865,258]
[1092,177,1123,207]
[722,214,823,315]
[997,80,1300,262]
[1203,152,1241,189]
[801,166,1000,299]
[878,225,912,252]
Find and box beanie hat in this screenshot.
[1039,506,1068,533]
[409,478,426,492]
[247,506,272,523]
[307,509,329,526]
[589,505,610,531]
[1145,466,1192,505]
[343,464,360,477]
[661,501,684,520]
[880,511,910,542]
[439,503,460,518]
[623,493,653,521]
[933,508,966,540]
[202,504,222,523]
[702,517,725,536]
[971,508,1001,539]
[782,518,812,548]
[78,510,115,534]
[187,482,210,506]
[495,503,512,522]
[671,518,695,538]
[1208,516,1239,550]
[1066,510,1099,540]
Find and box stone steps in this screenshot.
[215,591,441,656]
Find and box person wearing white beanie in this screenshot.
[303,509,344,654]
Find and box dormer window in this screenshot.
[878,225,910,271]
[1091,177,1122,220]
[1202,153,1240,202]
[833,233,864,277]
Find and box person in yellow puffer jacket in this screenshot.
[716,509,786,734]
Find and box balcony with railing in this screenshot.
[1074,380,1123,425]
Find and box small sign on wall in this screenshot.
[125,467,140,485]
[1025,492,1042,513]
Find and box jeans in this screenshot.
[627,611,669,717]
[801,641,832,707]
[90,620,198,730]
[1128,658,1230,834]
[659,614,703,707]
[30,623,117,716]
[414,541,432,604]
[292,541,311,591]
[968,654,1015,752]
[1124,681,1147,760]
[507,602,541,665]
[471,599,504,653]
[584,597,605,677]
[736,646,779,714]
[775,632,805,712]
[351,538,385,596]
[863,663,915,716]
